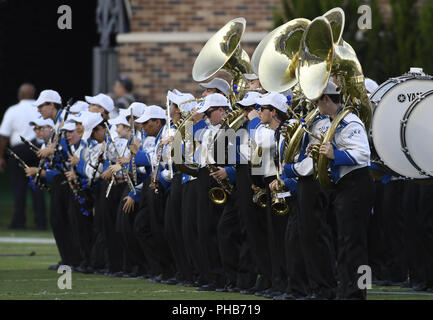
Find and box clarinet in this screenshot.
[130,108,138,185]
[20,136,40,153]
[6,148,42,191]
[152,141,164,194]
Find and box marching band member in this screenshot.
[247,91,289,298]
[317,79,374,300]
[282,91,337,300]
[130,106,175,281]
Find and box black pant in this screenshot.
[405,183,433,288]
[164,172,194,282]
[197,167,225,287]
[99,180,125,272]
[68,192,94,268]
[235,165,270,289]
[89,182,107,270]
[297,176,337,298]
[182,179,205,284]
[334,167,374,300]
[285,197,310,297]
[380,180,407,282]
[8,143,46,228]
[116,185,147,274]
[50,174,81,266]
[264,175,289,292]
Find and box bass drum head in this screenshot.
[372,77,433,179]
[404,91,433,177]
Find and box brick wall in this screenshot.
[117,0,280,106]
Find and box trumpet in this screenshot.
[271,180,290,215]
[208,163,234,205]
[252,187,267,208]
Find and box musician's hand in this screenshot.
[269,179,278,192]
[306,143,314,155]
[115,174,124,183]
[118,156,130,166]
[65,170,76,182]
[122,196,135,213]
[100,169,112,180]
[319,142,335,160]
[129,142,139,155]
[251,184,260,192]
[25,167,38,177]
[149,181,157,190]
[247,109,260,121]
[209,167,228,180]
[161,136,174,146]
[191,109,204,123]
[69,155,79,166]
[0,157,6,173]
[109,164,122,175]
[37,145,54,158]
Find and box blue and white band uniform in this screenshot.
[248,118,284,178]
[328,108,370,183]
[284,115,330,178]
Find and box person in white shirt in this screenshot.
[318,79,374,300]
[0,83,47,230]
[247,92,290,298]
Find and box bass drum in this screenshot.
[370,70,433,179]
[400,90,433,177]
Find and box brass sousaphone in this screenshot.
[297,8,372,187]
[192,17,252,204]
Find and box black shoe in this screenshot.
[240,288,254,295]
[179,281,194,287]
[227,285,240,293]
[107,271,124,277]
[273,293,298,300]
[197,284,217,292]
[161,277,177,285]
[412,283,429,292]
[48,262,61,270]
[264,291,283,299]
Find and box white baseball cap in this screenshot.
[34,90,62,108]
[323,79,341,96]
[127,102,147,118]
[82,112,104,141]
[29,116,55,128]
[167,90,197,112]
[236,91,261,107]
[108,115,130,127]
[85,93,114,113]
[243,73,259,81]
[256,91,288,113]
[197,93,231,113]
[135,105,167,124]
[365,77,379,95]
[70,100,89,113]
[199,78,230,97]
[60,121,77,132]
[69,110,93,124]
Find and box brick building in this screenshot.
[116,0,281,106]
[116,0,391,106]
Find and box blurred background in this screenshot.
[0,0,432,229]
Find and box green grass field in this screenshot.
[1,173,433,300]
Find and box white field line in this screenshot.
[0,237,55,244]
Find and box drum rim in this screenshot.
[400,89,433,178]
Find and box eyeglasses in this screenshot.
[205,108,218,117]
[260,106,273,112]
[33,126,50,131]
